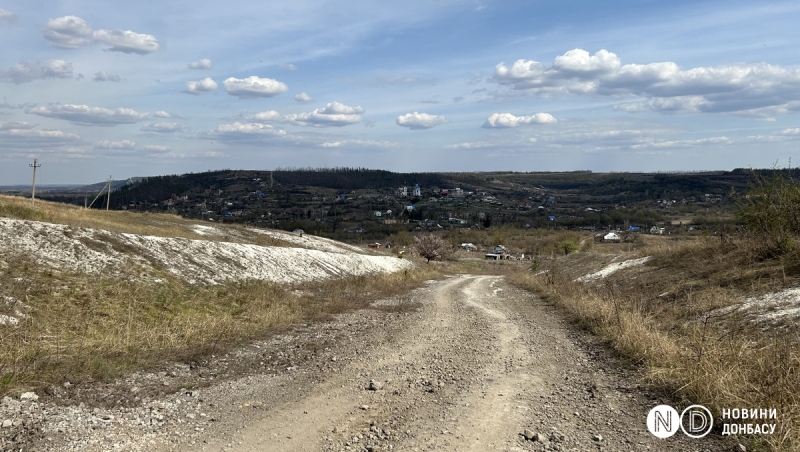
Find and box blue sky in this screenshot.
[1,0,800,184]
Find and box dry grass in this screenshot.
[0,252,439,394]
[509,234,800,451]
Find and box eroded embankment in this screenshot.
[0,218,413,285]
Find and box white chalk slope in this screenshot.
[0,218,413,285]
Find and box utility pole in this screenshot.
[29,159,41,207]
[106,176,112,210]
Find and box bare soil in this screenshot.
[2,275,735,451]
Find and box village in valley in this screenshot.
[20,168,750,258]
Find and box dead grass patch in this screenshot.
[509,235,800,451]
[0,252,439,395]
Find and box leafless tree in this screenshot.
[414,233,445,263]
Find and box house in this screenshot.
[650,226,666,234]
[493,245,508,255]
[628,225,641,231]
[461,243,477,252]
[604,232,621,242]
[413,184,421,197]
[548,215,556,221]
[374,211,382,217]
[367,242,381,248]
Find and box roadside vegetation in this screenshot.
[0,252,439,395]
[509,170,800,451]
[0,194,439,395]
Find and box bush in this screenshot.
[556,240,580,255]
[738,169,800,255]
[414,233,445,263]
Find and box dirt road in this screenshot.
[7,275,731,451]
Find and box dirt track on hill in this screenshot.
[6,275,733,451]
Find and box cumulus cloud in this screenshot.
[188,58,212,70]
[223,76,288,98]
[184,77,218,95]
[236,102,364,127]
[154,111,171,118]
[43,15,160,54]
[144,144,171,152]
[396,112,448,130]
[0,121,37,131]
[493,48,800,116]
[214,122,287,137]
[1,60,73,84]
[44,16,93,48]
[0,9,17,25]
[141,122,188,133]
[95,139,136,150]
[483,112,557,128]
[94,71,121,82]
[92,29,160,54]
[26,104,149,125]
[0,123,81,148]
[279,63,297,71]
[294,92,313,103]
[285,102,364,127]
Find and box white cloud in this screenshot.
[279,63,297,71]
[154,111,171,118]
[184,77,218,95]
[444,141,494,149]
[141,122,189,133]
[483,112,557,128]
[241,110,281,123]
[94,71,121,82]
[320,139,397,148]
[95,139,136,150]
[0,121,37,131]
[284,102,364,127]
[44,16,93,48]
[396,112,448,129]
[493,48,800,116]
[92,29,160,54]
[781,128,800,136]
[43,16,160,54]
[188,58,212,70]
[0,123,81,149]
[294,92,313,103]
[144,144,171,152]
[1,60,73,84]
[0,8,17,25]
[26,104,149,125]
[214,122,287,136]
[223,76,288,98]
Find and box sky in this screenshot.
[1,0,800,184]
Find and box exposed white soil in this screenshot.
[717,287,800,325]
[0,218,413,285]
[575,256,652,282]
[250,229,366,254]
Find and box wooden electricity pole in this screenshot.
[29,159,41,207]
